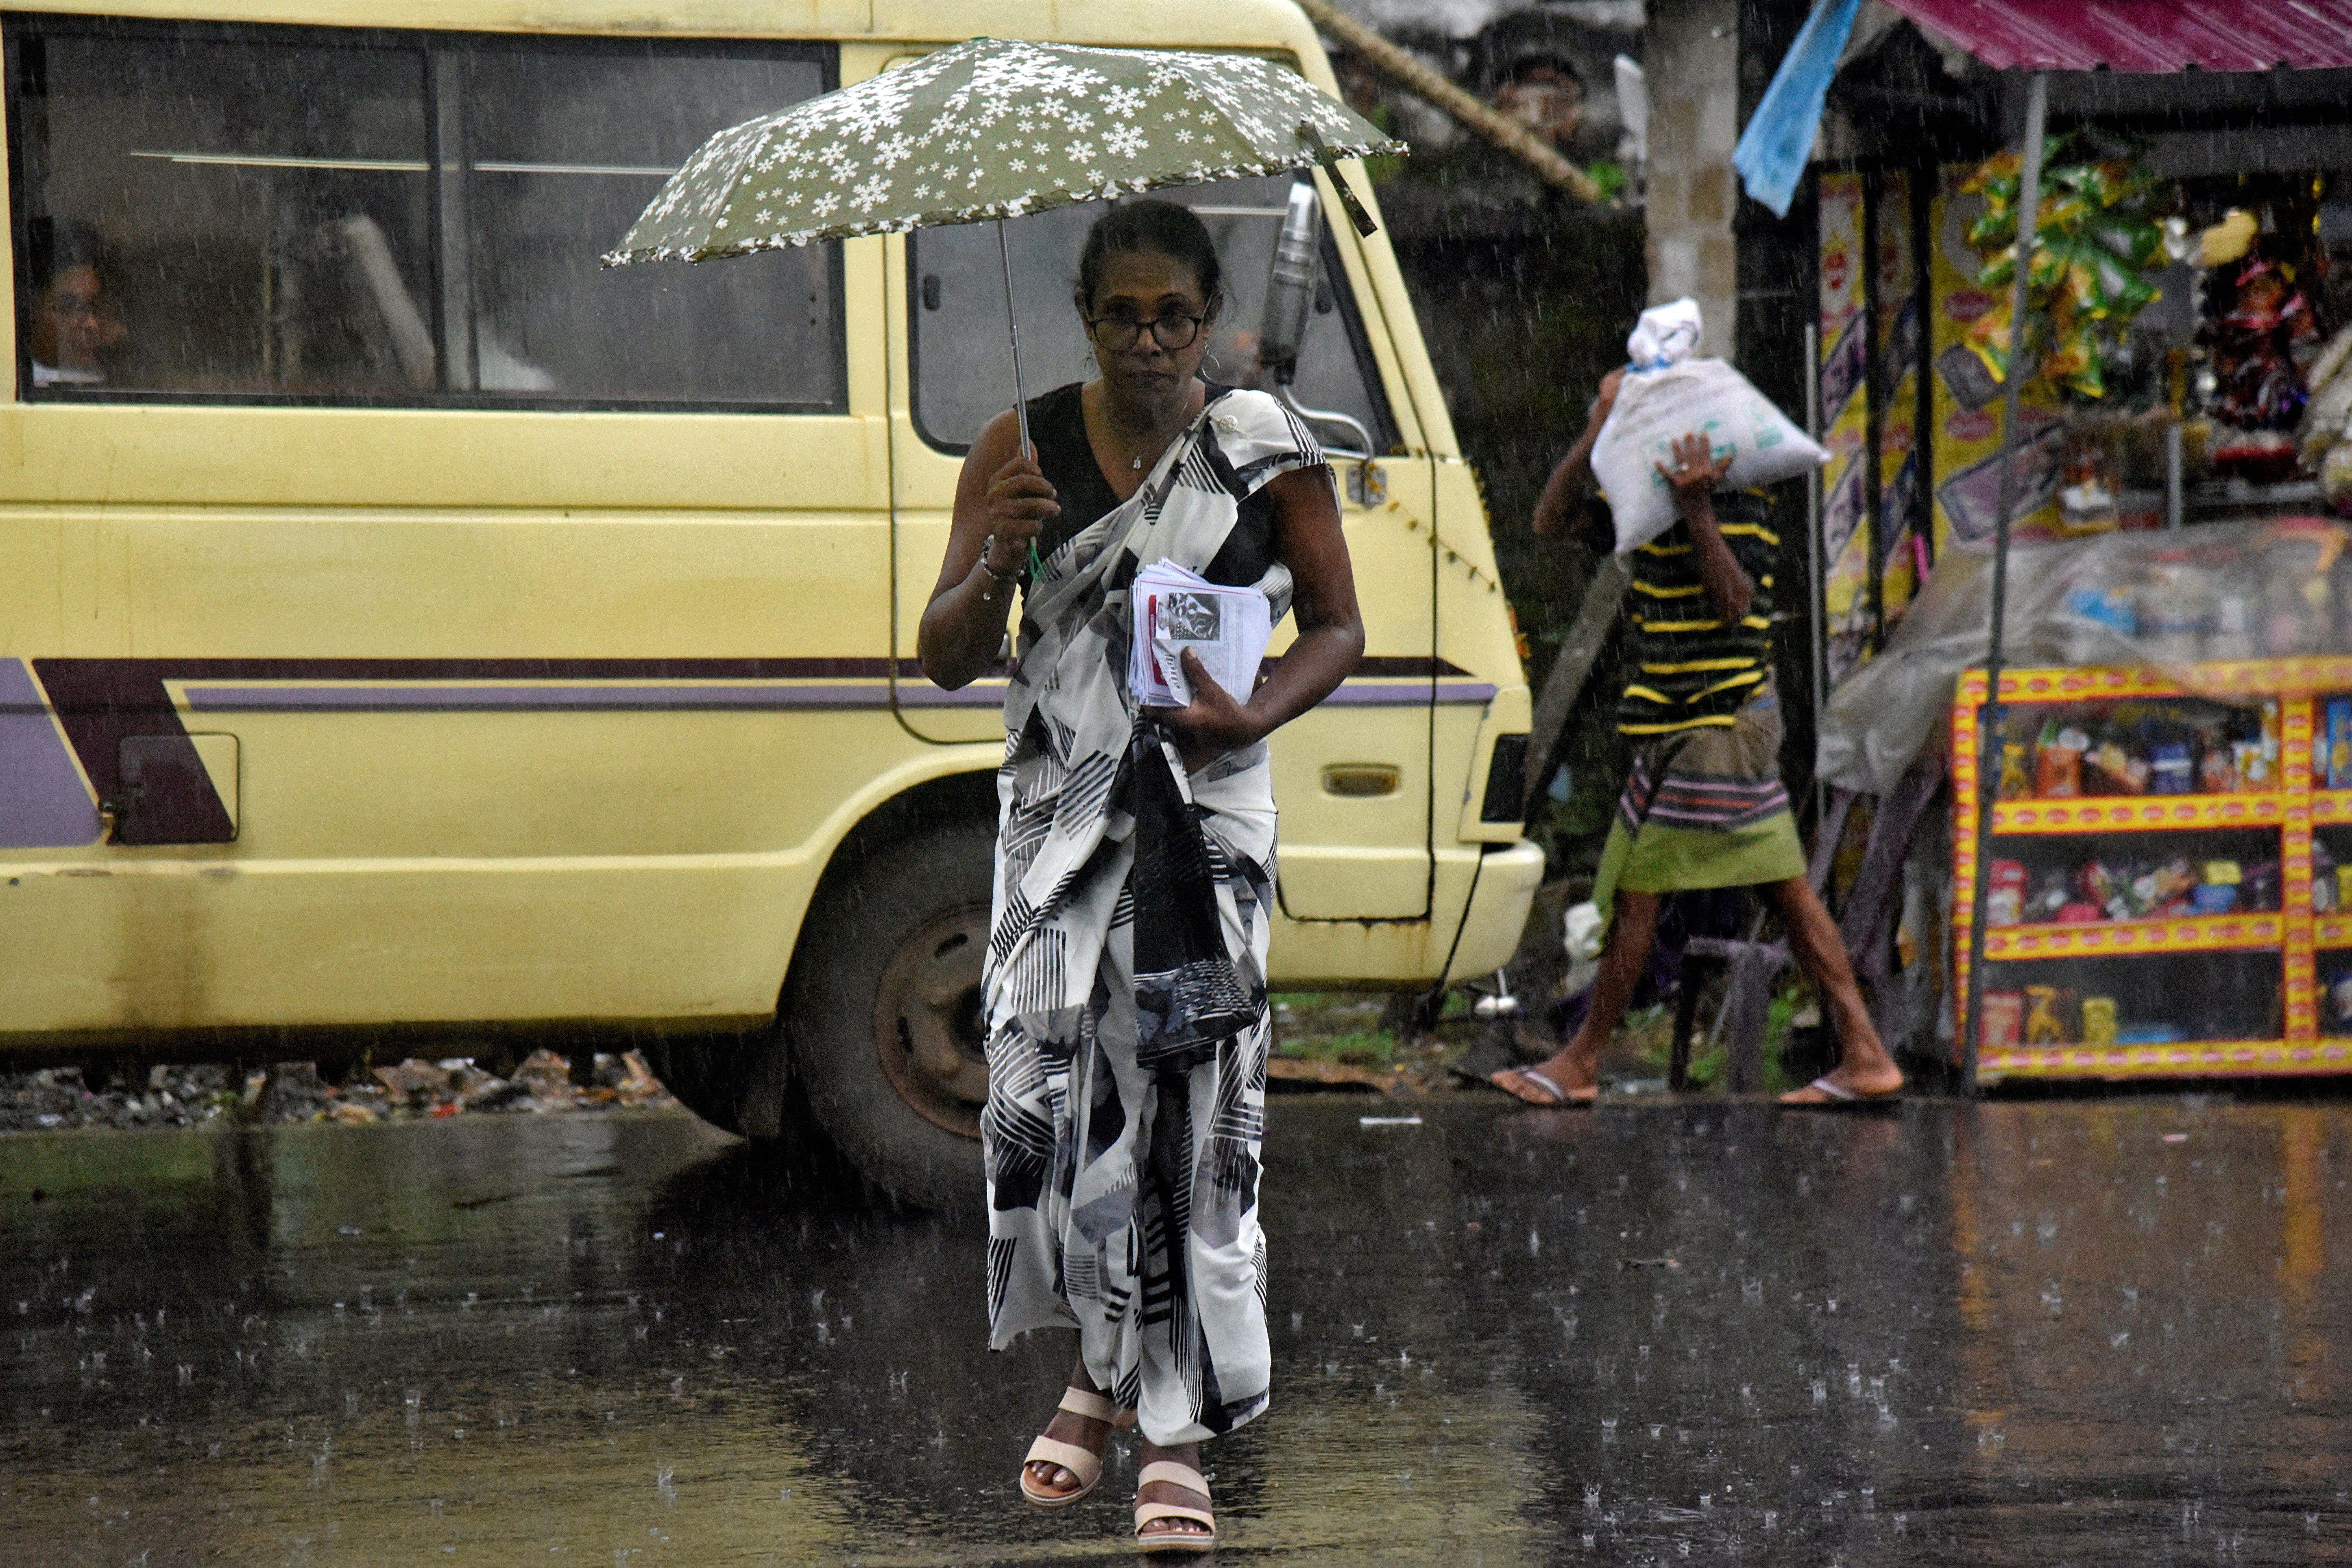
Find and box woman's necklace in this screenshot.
[1098,386,1197,472]
[1111,425,1147,471]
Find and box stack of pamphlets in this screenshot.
[1127,559,1273,708]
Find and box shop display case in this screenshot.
[1951,659,2352,1082]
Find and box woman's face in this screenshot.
[1083,248,1213,401]
[34,264,123,371]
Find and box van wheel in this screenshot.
[787,818,995,1211]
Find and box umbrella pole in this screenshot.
[998,221,1032,460]
[1960,69,2047,1100]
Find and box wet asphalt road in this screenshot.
[1,1094,2347,1566]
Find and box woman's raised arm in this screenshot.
[918,410,1059,690]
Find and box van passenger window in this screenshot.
[7,19,842,411]
[458,47,835,403]
[910,176,1394,456]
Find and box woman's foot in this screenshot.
[1135,1440,1215,1550]
[1020,1364,1125,1506]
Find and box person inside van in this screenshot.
[25,218,127,388]
[918,200,1363,1551]
[1495,369,1906,1109]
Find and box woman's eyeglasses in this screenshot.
[1086,311,1205,352]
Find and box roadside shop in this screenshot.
[1766,0,2352,1084]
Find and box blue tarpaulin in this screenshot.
[1732,0,1863,218]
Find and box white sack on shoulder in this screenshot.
[1591,357,1827,554]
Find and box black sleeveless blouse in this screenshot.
[1021,381,1277,587]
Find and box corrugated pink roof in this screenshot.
[1878,0,2352,73]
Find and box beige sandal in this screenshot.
[1133,1459,1216,1553]
[1018,1386,1132,1508]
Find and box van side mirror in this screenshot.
[1254,176,1378,465]
[1256,177,1322,387]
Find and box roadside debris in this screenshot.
[0,1049,672,1133]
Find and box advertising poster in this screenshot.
[1818,170,1874,685]
[1927,165,2060,553]
[1875,169,1922,623]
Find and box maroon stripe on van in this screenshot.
[29,655,1489,842]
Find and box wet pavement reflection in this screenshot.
[2,1095,2347,1564]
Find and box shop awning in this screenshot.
[1875,0,2352,75]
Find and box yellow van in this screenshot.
[0,0,1540,1203]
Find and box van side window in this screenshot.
[6,18,843,411]
[909,176,1395,455]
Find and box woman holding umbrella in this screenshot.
[920,199,1364,1549]
[607,34,1399,1548]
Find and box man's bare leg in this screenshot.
[1767,875,1904,1101]
[1493,888,1664,1106]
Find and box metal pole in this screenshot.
[998,220,1032,460]
[998,219,1045,580]
[2164,421,2184,530]
[1803,319,1827,826]
[1961,70,2047,1099]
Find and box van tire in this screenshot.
[785,817,996,1212]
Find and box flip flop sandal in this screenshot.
[1018,1386,1133,1508]
[1133,1459,1216,1553]
[1782,1075,1903,1109]
[1489,1066,1597,1108]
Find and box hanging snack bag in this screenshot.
[1591,300,1828,552]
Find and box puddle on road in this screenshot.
[0,1099,2346,1564]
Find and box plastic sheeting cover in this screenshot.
[1817,518,2352,794]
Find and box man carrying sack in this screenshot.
[1492,328,1903,1108]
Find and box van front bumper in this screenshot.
[1446,839,1545,981]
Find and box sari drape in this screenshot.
[980,387,1323,1445]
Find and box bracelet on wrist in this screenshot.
[976,534,1018,584]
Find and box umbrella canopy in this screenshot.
[602,36,1401,265]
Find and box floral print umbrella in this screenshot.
[602,36,1402,265]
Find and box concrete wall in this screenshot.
[1640,0,1741,351]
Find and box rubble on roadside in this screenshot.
[0,1049,674,1132]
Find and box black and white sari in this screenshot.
[981,386,1324,1446]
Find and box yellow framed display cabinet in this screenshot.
[1953,659,2352,1083]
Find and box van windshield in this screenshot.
[9,20,844,410]
[909,177,1394,455]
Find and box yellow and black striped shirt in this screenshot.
[1618,490,1779,736]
